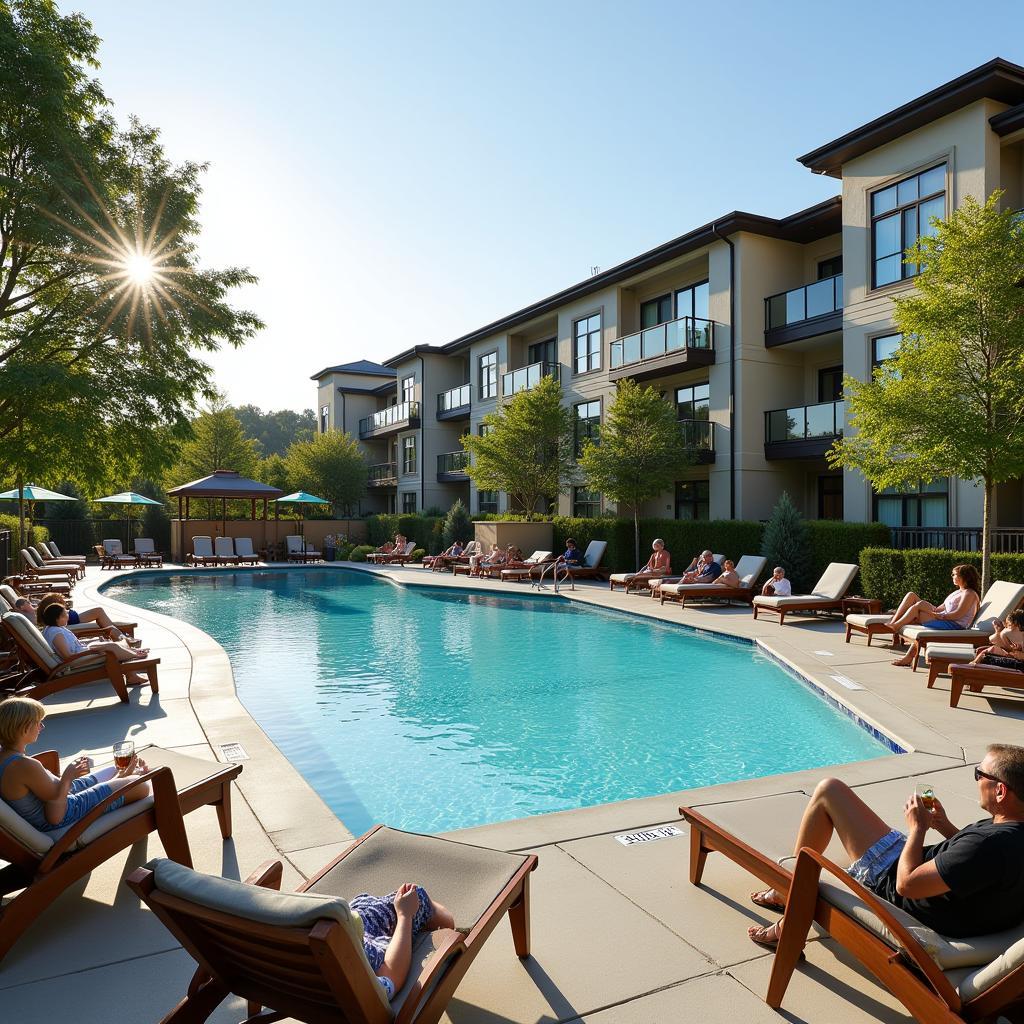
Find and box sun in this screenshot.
[123,252,156,285]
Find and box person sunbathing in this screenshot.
[680,550,721,584]
[0,697,151,833]
[428,540,464,571]
[747,744,1024,947]
[760,566,791,596]
[618,539,671,590]
[714,559,741,588]
[890,564,981,667]
[970,609,1024,672]
[39,603,151,686]
[471,544,505,576]
[33,592,138,646]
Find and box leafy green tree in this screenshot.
[255,453,291,494]
[171,397,262,482]
[442,499,472,546]
[461,374,575,518]
[0,1,261,506]
[577,378,694,567]
[761,491,813,591]
[234,406,316,457]
[829,193,1024,591]
[285,431,367,516]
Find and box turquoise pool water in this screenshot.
[104,569,890,833]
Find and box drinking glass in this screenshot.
[916,783,935,811]
[113,740,134,771]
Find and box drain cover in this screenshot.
[218,742,250,762]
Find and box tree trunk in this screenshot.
[16,471,25,551]
[633,506,640,571]
[982,477,993,595]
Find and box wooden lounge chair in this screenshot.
[45,541,86,565]
[0,587,136,640]
[536,541,609,588]
[33,544,85,576]
[233,537,260,565]
[3,574,72,600]
[645,554,726,598]
[500,551,554,582]
[752,563,858,625]
[186,536,219,567]
[948,660,1024,708]
[285,534,320,563]
[214,537,240,565]
[127,823,537,1024]
[660,555,767,606]
[20,549,78,586]
[0,744,241,965]
[681,774,1024,1024]
[133,537,164,567]
[98,539,140,570]
[371,540,416,565]
[1,611,159,703]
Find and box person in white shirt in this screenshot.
[761,566,792,597]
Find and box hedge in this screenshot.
[365,515,444,554]
[0,514,49,548]
[859,547,1024,607]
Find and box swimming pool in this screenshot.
[105,569,890,833]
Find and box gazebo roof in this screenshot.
[166,470,284,499]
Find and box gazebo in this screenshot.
[167,470,285,561]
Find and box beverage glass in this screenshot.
[916,783,936,811]
[113,741,134,771]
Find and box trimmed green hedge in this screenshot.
[366,515,444,554]
[0,514,49,547]
[859,547,1024,607]
[347,544,376,562]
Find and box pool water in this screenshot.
[105,569,889,833]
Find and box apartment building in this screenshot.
[312,58,1024,534]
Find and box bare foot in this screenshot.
[125,672,148,686]
[748,919,784,948]
[750,888,785,913]
[891,655,915,667]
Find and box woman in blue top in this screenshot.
[561,538,585,566]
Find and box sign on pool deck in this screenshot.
[614,825,684,846]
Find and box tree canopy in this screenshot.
[285,430,367,515]
[169,397,261,484]
[829,192,1024,590]
[234,405,315,457]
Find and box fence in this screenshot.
[0,529,10,581]
[889,527,1024,553]
[34,517,172,558]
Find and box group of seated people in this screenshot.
[372,533,408,558]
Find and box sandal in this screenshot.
[748,919,785,949]
[750,888,785,913]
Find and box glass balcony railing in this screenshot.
[501,361,559,396]
[437,383,471,414]
[765,274,843,331]
[358,401,420,436]
[368,462,397,484]
[679,419,714,451]
[764,400,845,444]
[609,315,714,370]
[437,450,469,475]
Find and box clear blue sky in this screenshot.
[75,0,1024,411]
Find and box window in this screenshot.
[573,487,601,518]
[479,351,497,400]
[676,280,710,322]
[818,474,843,520]
[640,294,672,329]
[574,313,601,374]
[320,405,329,433]
[574,400,601,456]
[477,490,498,514]
[818,255,843,279]
[818,366,844,402]
[528,338,556,366]
[675,480,709,520]
[675,383,710,421]
[402,435,416,475]
[873,478,948,528]
[386,494,396,514]
[871,163,946,288]
[401,492,417,514]
[872,332,902,368]
[401,375,415,404]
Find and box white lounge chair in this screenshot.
[133,538,163,567]
[286,535,321,563]
[234,537,260,565]
[214,537,239,565]
[660,554,768,606]
[186,536,218,567]
[500,551,553,582]
[752,562,859,625]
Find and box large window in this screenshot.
[573,487,601,518]
[477,490,498,514]
[320,405,329,434]
[872,332,903,368]
[574,400,601,457]
[401,375,415,404]
[675,480,709,520]
[478,351,497,400]
[640,294,672,328]
[675,383,709,421]
[574,314,601,374]
[528,338,556,366]
[818,366,843,402]
[402,435,416,475]
[676,280,710,321]
[872,163,946,288]
[873,478,948,528]
[818,474,843,520]
[818,255,843,279]
[401,492,417,514]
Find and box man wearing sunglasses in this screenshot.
[749,744,1024,947]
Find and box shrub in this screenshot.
[348,544,376,562]
[760,492,813,591]
[0,514,49,547]
[858,548,907,608]
[366,514,444,554]
[410,548,426,562]
[442,500,472,547]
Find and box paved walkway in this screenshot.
[3,562,1022,1024]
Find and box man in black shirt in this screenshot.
[748,743,1024,944]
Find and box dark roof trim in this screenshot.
[439,197,841,354]
[337,380,396,396]
[991,101,1024,136]
[799,58,1024,177]
[383,344,449,368]
[310,361,396,381]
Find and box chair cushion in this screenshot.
[846,614,892,628]
[901,625,987,644]
[754,595,839,609]
[307,826,529,933]
[0,793,53,856]
[945,934,1024,1001]
[971,581,1024,634]
[811,563,859,600]
[3,611,61,670]
[925,643,979,663]
[609,573,635,584]
[582,541,606,569]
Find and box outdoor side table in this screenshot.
[841,597,883,616]
[925,642,978,688]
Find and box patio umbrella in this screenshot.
[275,491,330,536]
[0,482,77,549]
[94,491,164,550]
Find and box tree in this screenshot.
[761,491,813,591]
[285,431,367,516]
[461,375,576,518]
[828,193,1024,592]
[577,379,695,568]
[170,397,262,483]
[234,406,316,457]
[0,2,262,502]
[255,452,291,494]
[442,499,472,546]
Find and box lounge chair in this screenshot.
[682,775,1024,1024]
[500,551,554,582]
[3,573,72,599]
[536,541,609,589]
[608,554,677,594]
[372,540,417,565]
[45,540,86,564]
[214,537,240,565]
[751,563,858,625]
[126,823,537,1024]
[846,581,1024,666]
[659,555,767,606]
[233,537,260,565]
[646,554,726,598]
[0,744,241,965]
[0,586,135,639]
[20,549,78,585]
[33,544,86,574]
[285,534,319,563]
[947,660,1024,708]
[186,536,219,567]
[98,539,140,570]
[1,611,159,703]
[133,537,164,567]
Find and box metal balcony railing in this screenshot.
[358,401,420,436]
[765,274,842,331]
[437,451,470,475]
[437,383,471,415]
[609,315,714,370]
[764,400,844,444]
[501,361,559,396]
[367,462,397,485]
[679,419,714,451]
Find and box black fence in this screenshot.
[33,517,172,558]
[0,529,10,580]
[889,527,1024,553]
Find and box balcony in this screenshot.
[764,400,844,459]
[501,361,559,397]
[764,274,842,347]
[679,419,715,464]
[609,316,715,383]
[358,401,420,439]
[367,462,397,486]
[437,450,470,482]
[436,383,471,421]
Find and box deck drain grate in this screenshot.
[218,742,250,762]
[614,825,683,847]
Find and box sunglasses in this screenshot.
[975,766,1016,795]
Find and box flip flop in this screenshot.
[750,889,786,913]
[748,920,784,948]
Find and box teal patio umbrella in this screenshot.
[94,490,164,549]
[275,491,330,536]
[0,482,77,549]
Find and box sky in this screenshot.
[73,0,1024,413]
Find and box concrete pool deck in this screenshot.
[4,561,1023,1024]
